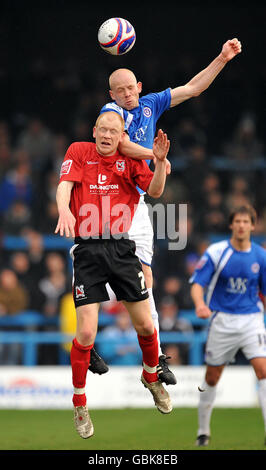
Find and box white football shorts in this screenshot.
[128,195,154,266]
[205,311,266,366]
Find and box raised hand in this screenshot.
[153,129,170,162]
[221,38,242,62]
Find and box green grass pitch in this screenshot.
[0,408,264,451]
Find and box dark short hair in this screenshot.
[229,205,257,225]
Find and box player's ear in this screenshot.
[93,126,96,138]
[137,81,142,93]
[109,89,114,100]
[119,131,125,143]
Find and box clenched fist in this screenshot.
[220,38,242,62]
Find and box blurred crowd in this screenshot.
[0,44,265,366]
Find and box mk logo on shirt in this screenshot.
[116,160,125,173]
[227,277,248,294]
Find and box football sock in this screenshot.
[138,329,159,383]
[70,338,93,407]
[197,380,217,436]
[258,378,266,432]
[147,287,163,356]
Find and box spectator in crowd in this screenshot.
[0,121,10,146]
[225,175,254,213]
[9,251,45,311]
[1,200,32,235]
[163,344,182,366]
[71,119,91,143]
[158,295,194,364]
[171,118,207,156]
[0,160,33,214]
[71,92,94,135]
[31,170,59,226]
[50,133,69,175]
[22,229,46,282]
[16,117,54,173]
[0,143,12,178]
[200,190,228,233]
[12,148,31,166]
[59,291,76,357]
[0,121,11,177]
[38,252,70,317]
[178,254,201,310]
[0,268,28,315]
[225,190,252,214]
[223,112,264,161]
[195,237,211,256]
[0,269,29,365]
[182,143,210,208]
[201,172,221,196]
[37,252,70,364]
[37,200,59,234]
[97,311,142,366]
[184,253,200,278]
[159,276,184,305]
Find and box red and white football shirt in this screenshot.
[59,142,154,238]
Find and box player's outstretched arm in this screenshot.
[190,283,212,319]
[120,129,171,174]
[147,129,170,198]
[55,181,76,238]
[170,38,242,107]
[118,132,154,160]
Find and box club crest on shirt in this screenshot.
[251,262,260,273]
[116,160,125,173]
[143,106,152,118]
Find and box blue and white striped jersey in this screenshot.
[189,240,266,314]
[100,89,171,194]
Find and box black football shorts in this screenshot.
[71,237,149,307]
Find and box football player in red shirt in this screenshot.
[55,111,172,439]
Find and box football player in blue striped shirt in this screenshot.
[89,38,242,385]
[190,205,266,446]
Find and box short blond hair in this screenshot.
[109,68,137,90]
[95,111,125,131]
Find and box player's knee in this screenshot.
[135,319,154,336]
[205,368,222,386]
[77,326,95,346]
[251,358,266,380]
[255,366,266,380]
[206,377,218,387]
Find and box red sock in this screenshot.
[138,329,159,383]
[70,338,93,407]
